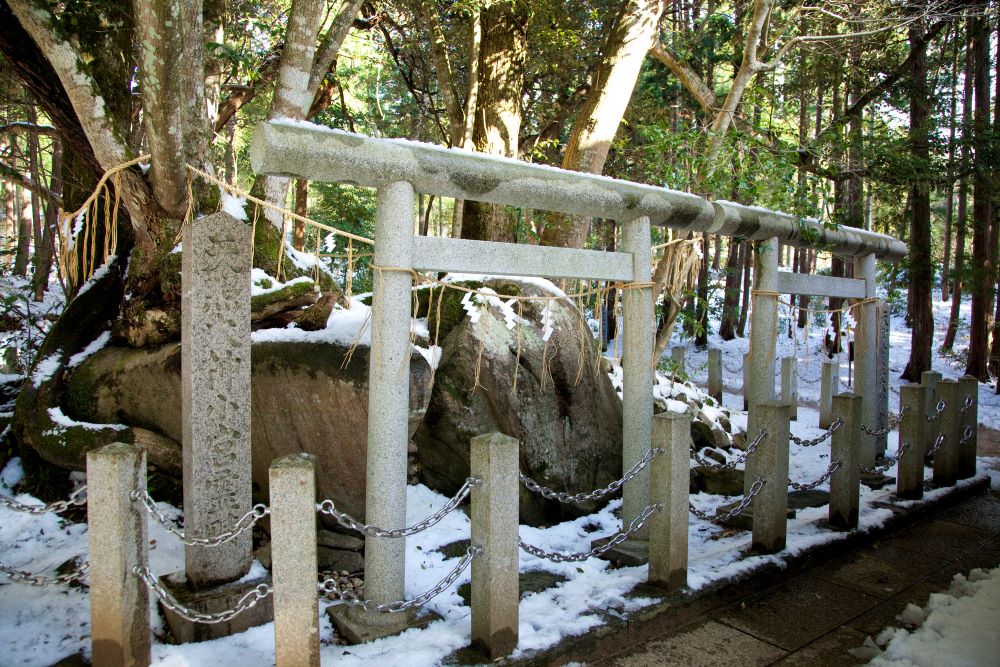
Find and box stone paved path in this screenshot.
[597,465,1000,666]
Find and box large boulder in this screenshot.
[66,339,433,518]
[413,279,623,525]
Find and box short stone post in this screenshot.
[921,370,942,460]
[87,443,150,667]
[471,433,519,660]
[829,393,862,529]
[742,352,750,411]
[270,454,320,667]
[855,254,879,464]
[933,379,961,488]
[896,384,928,500]
[648,412,691,591]
[621,216,654,539]
[671,345,686,376]
[746,400,790,554]
[781,357,798,421]
[819,360,838,429]
[707,349,722,402]
[181,210,254,589]
[958,375,978,479]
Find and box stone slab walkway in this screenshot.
[595,479,1000,667]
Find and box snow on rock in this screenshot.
[220,193,248,221]
[67,331,111,368]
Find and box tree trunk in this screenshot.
[695,232,709,347]
[540,0,666,249]
[988,17,1000,380]
[719,239,741,339]
[293,179,307,251]
[737,239,751,336]
[32,139,60,301]
[461,0,528,242]
[966,13,992,381]
[14,186,31,277]
[902,23,933,382]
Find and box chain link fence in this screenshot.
[520,448,662,504]
[860,443,910,476]
[133,565,272,624]
[789,460,842,490]
[861,406,910,437]
[318,546,480,613]
[131,489,269,547]
[790,419,842,447]
[317,476,480,538]
[692,429,767,470]
[518,503,661,563]
[0,486,87,515]
[0,559,88,587]
[926,399,946,423]
[688,477,766,524]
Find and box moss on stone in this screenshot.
[250,278,317,312]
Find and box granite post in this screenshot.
[742,352,751,411]
[933,379,961,488]
[747,400,790,554]
[87,443,150,667]
[896,384,927,500]
[921,371,942,461]
[829,393,862,529]
[707,349,722,402]
[958,375,978,479]
[781,357,798,421]
[671,345,686,376]
[621,216,654,538]
[270,454,320,667]
[854,254,879,465]
[359,181,415,628]
[819,360,838,429]
[648,412,691,591]
[471,432,519,659]
[747,238,779,410]
[181,210,254,587]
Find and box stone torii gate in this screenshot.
[248,119,907,638]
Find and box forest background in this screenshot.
[0,0,997,482]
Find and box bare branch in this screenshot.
[0,159,63,209]
[649,42,717,114]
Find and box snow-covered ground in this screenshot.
[859,566,1000,666]
[0,273,998,666]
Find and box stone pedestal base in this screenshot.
[592,537,648,567]
[860,472,894,490]
[327,603,440,644]
[160,571,273,644]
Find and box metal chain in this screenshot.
[134,566,272,623]
[861,406,911,437]
[790,419,842,447]
[789,460,842,490]
[860,443,911,475]
[0,559,88,587]
[722,359,746,374]
[131,489,269,547]
[318,547,479,613]
[960,426,975,444]
[0,486,87,515]
[317,477,480,538]
[926,399,947,423]
[688,477,766,523]
[692,430,767,471]
[961,395,974,413]
[518,503,661,563]
[926,433,946,457]
[521,448,663,504]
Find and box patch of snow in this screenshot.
[67,331,111,368]
[46,406,126,433]
[30,353,61,388]
[866,567,1000,666]
[220,193,248,221]
[74,258,114,299]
